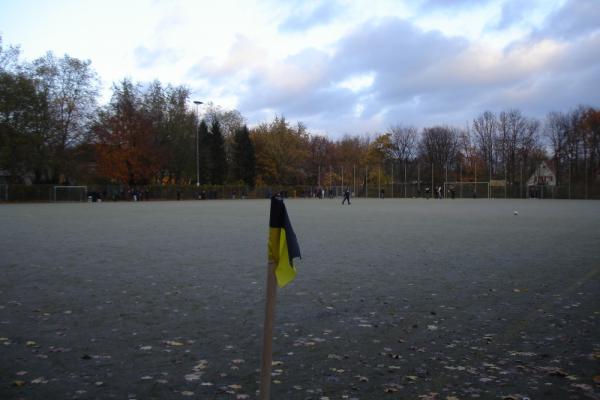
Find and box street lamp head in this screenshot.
[193,101,203,105]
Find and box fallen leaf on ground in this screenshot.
[184,373,202,381]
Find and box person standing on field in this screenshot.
[342,187,351,205]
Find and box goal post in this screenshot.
[444,182,490,199]
[53,186,88,202]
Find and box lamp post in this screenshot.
[194,101,203,187]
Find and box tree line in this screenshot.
[1,38,599,192]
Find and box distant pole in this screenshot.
[417,163,420,195]
[489,157,492,199]
[445,164,448,198]
[365,167,368,199]
[259,260,277,400]
[585,156,588,199]
[520,161,523,199]
[431,162,434,197]
[504,163,507,199]
[353,164,356,197]
[194,101,203,187]
[341,166,344,192]
[378,166,381,198]
[318,165,321,187]
[445,164,448,183]
[568,159,571,199]
[404,162,407,198]
[489,158,492,199]
[391,163,394,198]
[460,163,463,198]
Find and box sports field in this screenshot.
[1,199,599,399]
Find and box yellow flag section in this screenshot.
[268,227,296,287]
[268,195,301,288]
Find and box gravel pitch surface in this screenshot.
[1,198,599,399]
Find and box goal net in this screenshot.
[0,184,7,201]
[444,182,490,199]
[53,186,87,202]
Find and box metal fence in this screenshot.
[1,182,599,203]
[0,184,328,202]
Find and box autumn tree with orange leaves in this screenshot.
[93,80,164,185]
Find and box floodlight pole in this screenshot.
[353,164,356,197]
[194,101,203,187]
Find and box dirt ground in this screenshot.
[1,198,599,399]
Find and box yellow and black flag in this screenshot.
[268,195,301,288]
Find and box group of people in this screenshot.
[424,186,456,199]
[312,187,353,204]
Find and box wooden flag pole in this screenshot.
[259,260,278,400]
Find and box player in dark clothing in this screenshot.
[342,187,351,205]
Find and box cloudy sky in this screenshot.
[1,0,599,137]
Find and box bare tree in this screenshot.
[388,124,418,162]
[0,36,21,73]
[472,111,497,180]
[498,109,540,186]
[545,111,569,185]
[31,52,100,182]
[418,126,459,168]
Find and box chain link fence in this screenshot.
[1,182,599,203]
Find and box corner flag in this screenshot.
[268,195,301,287]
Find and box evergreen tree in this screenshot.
[197,120,212,184]
[232,125,256,187]
[210,118,227,184]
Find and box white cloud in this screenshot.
[0,0,597,137]
[336,73,376,93]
